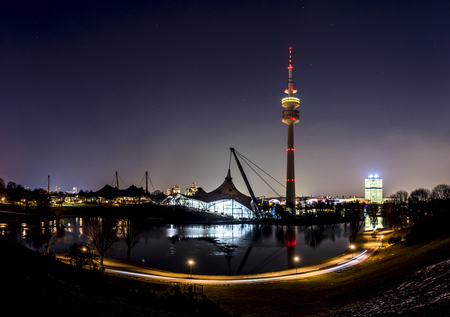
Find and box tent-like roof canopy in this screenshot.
[93,184,121,200]
[77,189,95,198]
[116,185,148,198]
[190,169,252,210]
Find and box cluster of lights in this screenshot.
[282,97,300,104]
[286,179,296,182]
[286,148,295,151]
[368,174,380,179]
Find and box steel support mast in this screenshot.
[230,148,262,218]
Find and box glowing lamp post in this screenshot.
[350,244,355,258]
[188,260,194,278]
[294,256,300,273]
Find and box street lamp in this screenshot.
[294,256,300,273]
[188,260,194,278]
[350,244,355,258]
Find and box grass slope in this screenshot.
[201,235,450,316]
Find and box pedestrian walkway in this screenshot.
[93,230,389,285]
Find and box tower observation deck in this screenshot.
[282,47,300,213]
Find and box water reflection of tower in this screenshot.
[285,226,296,269]
[281,47,300,214]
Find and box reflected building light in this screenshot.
[167,227,177,237]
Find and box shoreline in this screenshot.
[56,229,389,285]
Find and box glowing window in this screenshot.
[282,97,300,104]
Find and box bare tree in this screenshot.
[85,217,118,267]
[409,188,430,203]
[390,190,409,203]
[344,202,365,241]
[118,219,142,261]
[40,220,65,254]
[367,204,379,229]
[0,178,5,199]
[431,184,450,200]
[28,208,65,254]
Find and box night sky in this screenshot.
[1,1,449,198]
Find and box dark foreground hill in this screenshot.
[331,256,450,316]
[0,234,233,317]
[2,231,450,316]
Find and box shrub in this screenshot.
[388,236,402,245]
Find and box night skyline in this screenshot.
[1,1,449,198]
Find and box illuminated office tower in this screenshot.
[281,47,300,213]
[365,174,383,203]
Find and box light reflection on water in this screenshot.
[4,217,384,275]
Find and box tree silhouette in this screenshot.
[40,220,65,254]
[85,217,118,267]
[118,219,142,261]
[390,190,409,203]
[344,202,365,241]
[367,204,379,229]
[28,209,65,254]
[431,184,450,200]
[0,177,5,197]
[65,242,98,269]
[409,188,430,203]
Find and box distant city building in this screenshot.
[73,187,77,194]
[185,182,199,196]
[365,174,383,203]
[166,185,180,196]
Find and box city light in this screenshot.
[188,260,194,278]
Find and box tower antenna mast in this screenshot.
[281,47,300,214]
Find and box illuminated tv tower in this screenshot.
[281,47,300,214]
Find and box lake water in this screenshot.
[4,216,385,275]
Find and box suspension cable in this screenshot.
[234,150,285,189]
[234,149,301,198]
[234,151,283,197]
[138,174,145,188]
[147,173,155,192]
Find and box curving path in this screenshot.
[95,231,387,285]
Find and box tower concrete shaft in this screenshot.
[281,47,299,213]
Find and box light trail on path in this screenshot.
[105,249,371,285]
